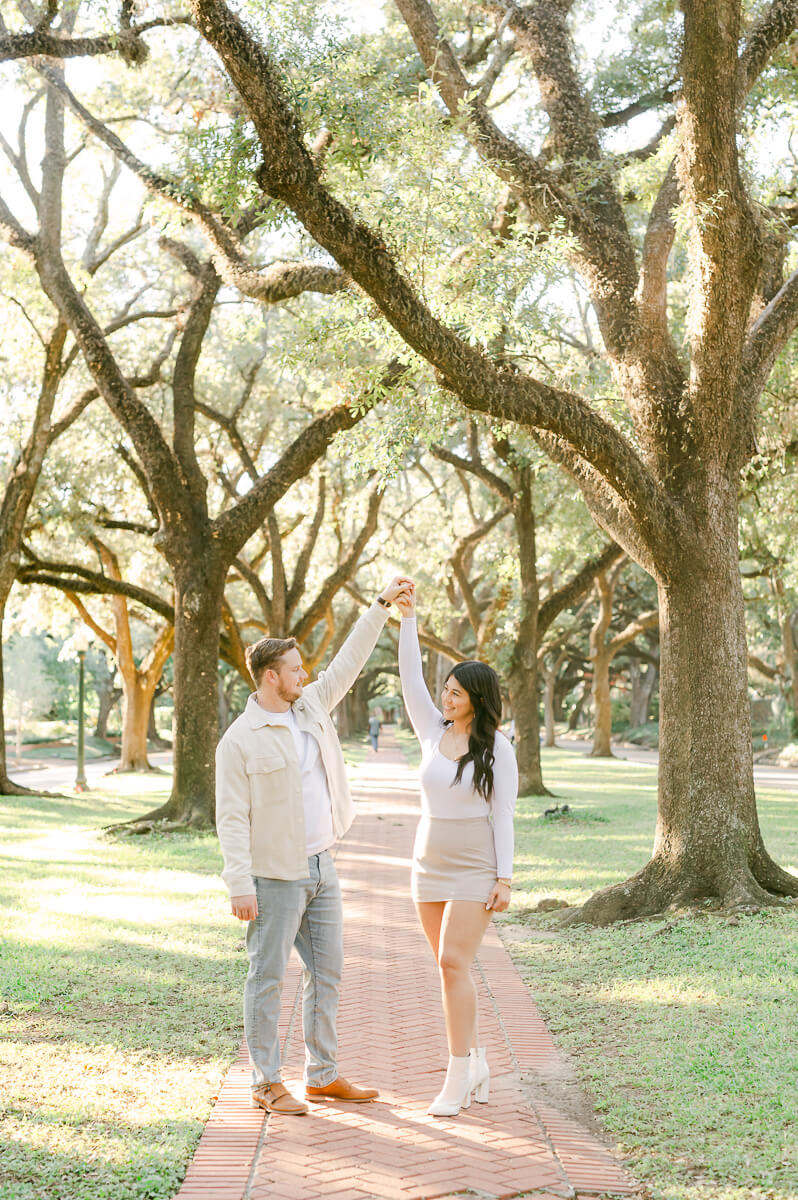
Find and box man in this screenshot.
[216,577,410,1116]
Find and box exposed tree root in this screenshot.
[105,764,168,776]
[104,817,209,836]
[520,777,553,798]
[104,795,212,836]
[749,847,798,897]
[561,851,798,927]
[561,858,676,926]
[0,775,65,799]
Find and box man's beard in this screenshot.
[275,679,300,704]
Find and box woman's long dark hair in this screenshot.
[443,660,502,801]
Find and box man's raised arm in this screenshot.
[308,576,412,713]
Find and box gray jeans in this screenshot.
[245,851,343,1089]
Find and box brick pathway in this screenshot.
[176,733,637,1200]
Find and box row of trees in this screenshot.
[1,0,796,922]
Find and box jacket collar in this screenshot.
[245,692,306,729]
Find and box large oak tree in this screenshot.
[178,0,798,920]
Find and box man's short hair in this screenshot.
[245,637,298,686]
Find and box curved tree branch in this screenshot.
[741,268,798,405]
[738,0,798,97]
[35,65,349,305]
[0,17,192,64]
[186,0,673,550]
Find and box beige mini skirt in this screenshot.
[412,815,497,903]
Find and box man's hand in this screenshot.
[394,581,416,617]
[231,894,258,921]
[379,575,414,606]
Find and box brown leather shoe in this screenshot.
[252,1081,308,1115]
[305,1075,379,1103]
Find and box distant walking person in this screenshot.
[395,583,517,1117]
[216,577,411,1116]
[368,712,381,752]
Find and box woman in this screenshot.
[396,584,517,1117]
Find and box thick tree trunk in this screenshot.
[132,561,225,827]
[118,677,156,770]
[0,596,40,796]
[543,651,567,747]
[147,693,170,749]
[508,469,549,795]
[509,663,549,796]
[567,680,590,730]
[543,669,557,747]
[589,649,614,757]
[629,660,658,728]
[572,520,798,924]
[780,604,797,735]
[93,682,120,740]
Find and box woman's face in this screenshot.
[441,673,475,725]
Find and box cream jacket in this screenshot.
[215,601,390,895]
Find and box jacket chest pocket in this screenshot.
[246,755,287,804]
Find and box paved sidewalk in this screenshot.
[176,734,637,1200]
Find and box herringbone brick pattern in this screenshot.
[175,733,638,1200]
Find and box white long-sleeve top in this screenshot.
[398,616,517,879]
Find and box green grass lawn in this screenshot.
[506,748,798,1200]
[0,778,243,1200]
[2,745,796,1200]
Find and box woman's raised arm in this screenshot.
[398,610,442,743]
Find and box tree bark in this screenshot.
[505,468,548,795]
[119,678,158,771]
[588,563,658,756]
[567,680,590,730]
[93,681,121,740]
[775,579,798,735]
[629,660,658,728]
[589,646,615,757]
[135,559,226,826]
[573,495,798,924]
[147,692,170,749]
[588,565,624,756]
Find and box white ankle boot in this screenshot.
[469,1047,490,1102]
[427,1054,472,1116]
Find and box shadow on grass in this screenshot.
[0,1114,197,1200]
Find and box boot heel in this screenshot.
[469,1047,490,1104]
[462,1089,472,1110]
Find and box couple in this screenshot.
[215,576,518,1118]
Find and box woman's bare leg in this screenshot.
[415,900,445,959]
[437,901,493,1056]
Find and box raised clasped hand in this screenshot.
[381,575,415,609]
[392,578,416,616]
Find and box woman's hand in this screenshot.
[379,575,414,605]
[394,580,416,617]
[485,881,511,912]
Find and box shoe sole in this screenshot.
[305,1095,379,1103]
[251,1098,308,1115]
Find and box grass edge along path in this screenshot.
[0,735,419,1200]
[503,748,798,1200]
[0,775,244,1200]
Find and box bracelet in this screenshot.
[376,595,391,609]
[496,877,512,887]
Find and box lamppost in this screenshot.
[74,629,90,792]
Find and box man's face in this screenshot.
[268,648,308,703]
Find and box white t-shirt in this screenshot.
[257,705,335,856]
